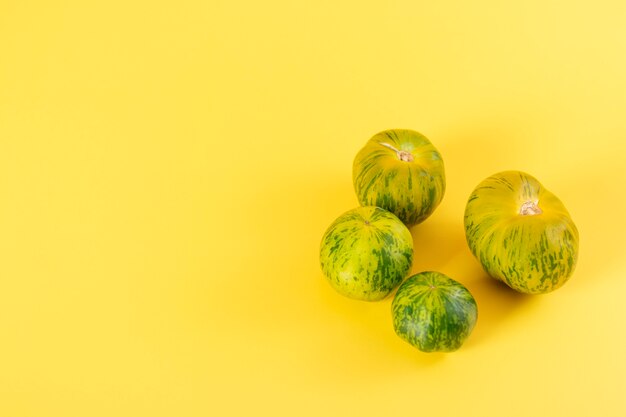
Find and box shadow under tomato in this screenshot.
[408,212,467,276]
[311,287,452,372]
[544,163,626,291]
[461,263,538,349]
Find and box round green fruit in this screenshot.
[392,271,478,353]
[319,206,413,301]
[464,171,579,294]
[353,129,446,226]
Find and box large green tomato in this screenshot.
[464,171,579,294]
[392,271,478,352]
[353,129,446,226]
[319,206,413,301]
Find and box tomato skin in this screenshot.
[392,271,478,352]
[319,206,413,301]
[353,129,445,226]
[464,171,579,294]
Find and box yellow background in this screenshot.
[1,1,625,416]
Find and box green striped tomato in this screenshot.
[319,206,413,301]
[353,129,445,226]
[464,171,579,294]
[392,271,478,352]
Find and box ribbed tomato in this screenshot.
[464,171,579,294]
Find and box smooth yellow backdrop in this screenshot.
[1,1,625,416]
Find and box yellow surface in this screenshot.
[1,1,625,416]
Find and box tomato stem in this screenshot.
[379,142,414,162]
[519,200,543,215]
